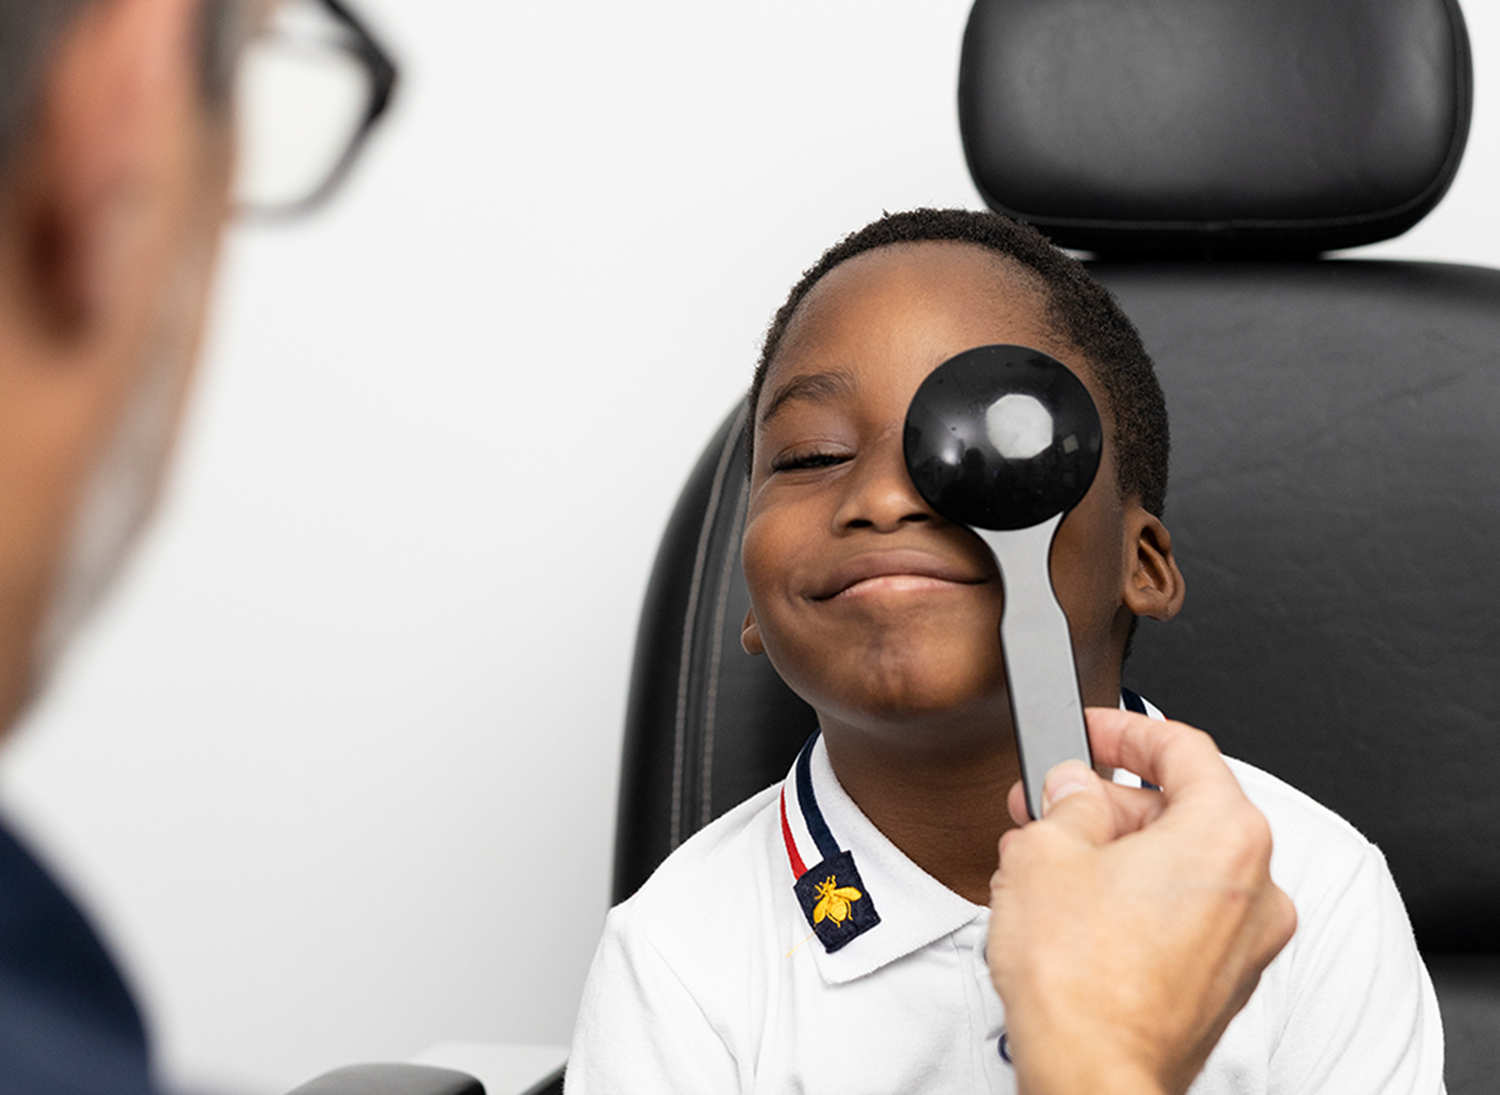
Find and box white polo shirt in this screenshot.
[568,721,1445,1094]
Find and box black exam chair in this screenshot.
[618,0,1500,1092]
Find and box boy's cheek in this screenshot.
[747,592,1012,716]
[739,520,802,665]
[741,505,804,604]
[739,521,776,615]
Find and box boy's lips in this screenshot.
[810,551,989,601]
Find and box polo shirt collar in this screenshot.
[779,732,986,985]
[779,689,1161,984]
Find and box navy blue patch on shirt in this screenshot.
[793,848,881,953]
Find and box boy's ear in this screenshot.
[1121,508,1185,622]
[741,606,765,656]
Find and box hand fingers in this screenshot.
[1006,761,1139,849]
[999,764,1116,849]
[1006,780,1028,827]
[1007,770,1168,836]
[1005,710,1245,858]
[1084,708,1244,811]
[1085,709,1289,938]
[1005,763,1097,827]
[1085,779,1169,835]
[1038,764,1174,846]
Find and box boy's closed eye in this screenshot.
[770,448,853,473]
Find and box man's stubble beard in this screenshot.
[29,230,219,693]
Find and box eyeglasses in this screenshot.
[234,0,398,218]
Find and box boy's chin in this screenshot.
[761,635,1017,741]
[812,683,1016,747]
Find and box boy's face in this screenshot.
[741,242,1165,746]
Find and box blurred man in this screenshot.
[0,1,393,1089]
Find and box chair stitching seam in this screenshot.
[670,404,746,850]
[700,469,750,831]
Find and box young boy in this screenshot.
[566,209,1443,1093]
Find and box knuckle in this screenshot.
[1221,805,1275,875]
[1272,888,1298,942]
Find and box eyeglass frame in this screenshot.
[240,0,400,219]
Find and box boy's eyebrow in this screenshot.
[758,370,858,429]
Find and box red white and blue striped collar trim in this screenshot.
[780,730,842,881]
[783,687,1160,877]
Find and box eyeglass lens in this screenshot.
[234,0,395,216]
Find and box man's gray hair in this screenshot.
[0,0,241,180]
[0,2,95,175]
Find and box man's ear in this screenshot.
[1121,508,1185,622]
[741,606,765,656]
[14,0,200,337]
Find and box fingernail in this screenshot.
[1041,763,1092,814]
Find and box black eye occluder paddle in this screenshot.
[903,344,1104,820]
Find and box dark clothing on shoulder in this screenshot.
[0,818,155,1095]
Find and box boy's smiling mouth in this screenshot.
[811,551,989,601]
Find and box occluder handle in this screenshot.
[977,517,1093,820]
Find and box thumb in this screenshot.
[1036,761,1119,846]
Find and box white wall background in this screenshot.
[1,2,1497,1092]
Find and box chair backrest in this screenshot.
[614,406,815,904]
[957,0,1497,956]
[1092,259,1500,952]
[614,0,1500,957]
[958,0,1472,258]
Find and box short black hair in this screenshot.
[748,208,1170,516]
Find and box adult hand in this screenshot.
[987,708,1297,1095]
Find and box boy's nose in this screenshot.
[834,446,936,533]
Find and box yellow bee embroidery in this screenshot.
[812,875,863,926]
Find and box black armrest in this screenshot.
[286,1063,484,1095]
[518,1066,563,1095]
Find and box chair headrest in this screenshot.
[958,0,1473,257]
